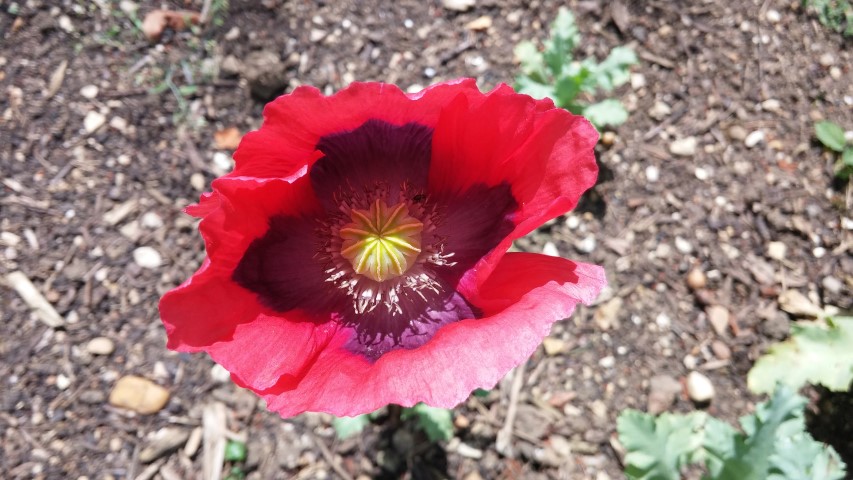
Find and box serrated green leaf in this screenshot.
[815,121,847,152]
[332,414,370,439]
[583,99,629,128]
[704,386,846,480]
[514,41,547,81]
[402,403,454,442]
[748,317,853,394]
[543,8,579,75]
[515,75,556,102]
[592,46,638,91]
[617,410,706,480]
[224,440,247,462]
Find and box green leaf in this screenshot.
[748,317,853,394]
[402,403,454,442]
[591,46,638,91]
[842,147,853,166]
[514,41,547,81]
[543,8,580,75]
[705,385,845,480]
[583,99,629,128]
[617,410,707,480]
[224,440,247,462]
[815,121,847,152]
[332,414,371,439]
[515,75,556,102]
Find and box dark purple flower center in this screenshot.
[233,120,517,360]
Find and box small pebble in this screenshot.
[575,235,596,253]
[210,364,231,383]
[710,340,731,360]
[822,276,842,295]
[669,137,697,157]
[109,375,170,414]
[140,212,164,229]
[648,101,671,120]
[80,85,99,99]
[84,111,106,134]
[744,130,765,148]
[686,371,715,403]
[542,337,567,356]
[542,242,559,257]
[765,9,781,23]
[674,236,693,254]
[190,172,206,191]
[687,268,707,289]
[645,165,660,182]
[133,246,162,269]
[727,125,748,141]
[694,167,709,180]
[767,241,786,261]
[56,374,71,390]
[86,337,115,355]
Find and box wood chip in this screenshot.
[45,60,68,100]
[202,403,227,480]
[5,271,64,328]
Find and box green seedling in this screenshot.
[514,8,638,129]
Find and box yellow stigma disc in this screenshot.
[339,199,423,282]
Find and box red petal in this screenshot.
[428,86,599,291]
[232,79,486,180]
[160,175,321,348]
[207,311,339,390]
[243,253,605,417]
[159,260,262,350]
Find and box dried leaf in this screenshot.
[142,9,201,42]
[214,127,243,150]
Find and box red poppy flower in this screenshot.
[159,79,605,417]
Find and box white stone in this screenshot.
[542,242,560,257]
[694,167,709,180]
[598,356,615,368]
[766,9,781,23]
[645,165,660,182]
[744,130,765,148]
[674,236,693,254]
[309,29,327,42]
[109,116,128,133]
[761,99,781,112]
[190,173,206,191]
[686,371,715,403]
[575,235,596,253]
[630,73,646,89]
[87,337,116,355]
[140,212,164,229]
[58,15,74,33]
[669,137,697,157]
[84,111,106,134]
[767,241,787,261]
[56,374,71,390]
[210,364,231,383]
[133,247,162,269]
[212,152,233,175]
[655,313,671,329]
[80,85,99,99]
[648,101,671,120]
[442,0,475,11]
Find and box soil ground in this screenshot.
[1,0,851,479]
